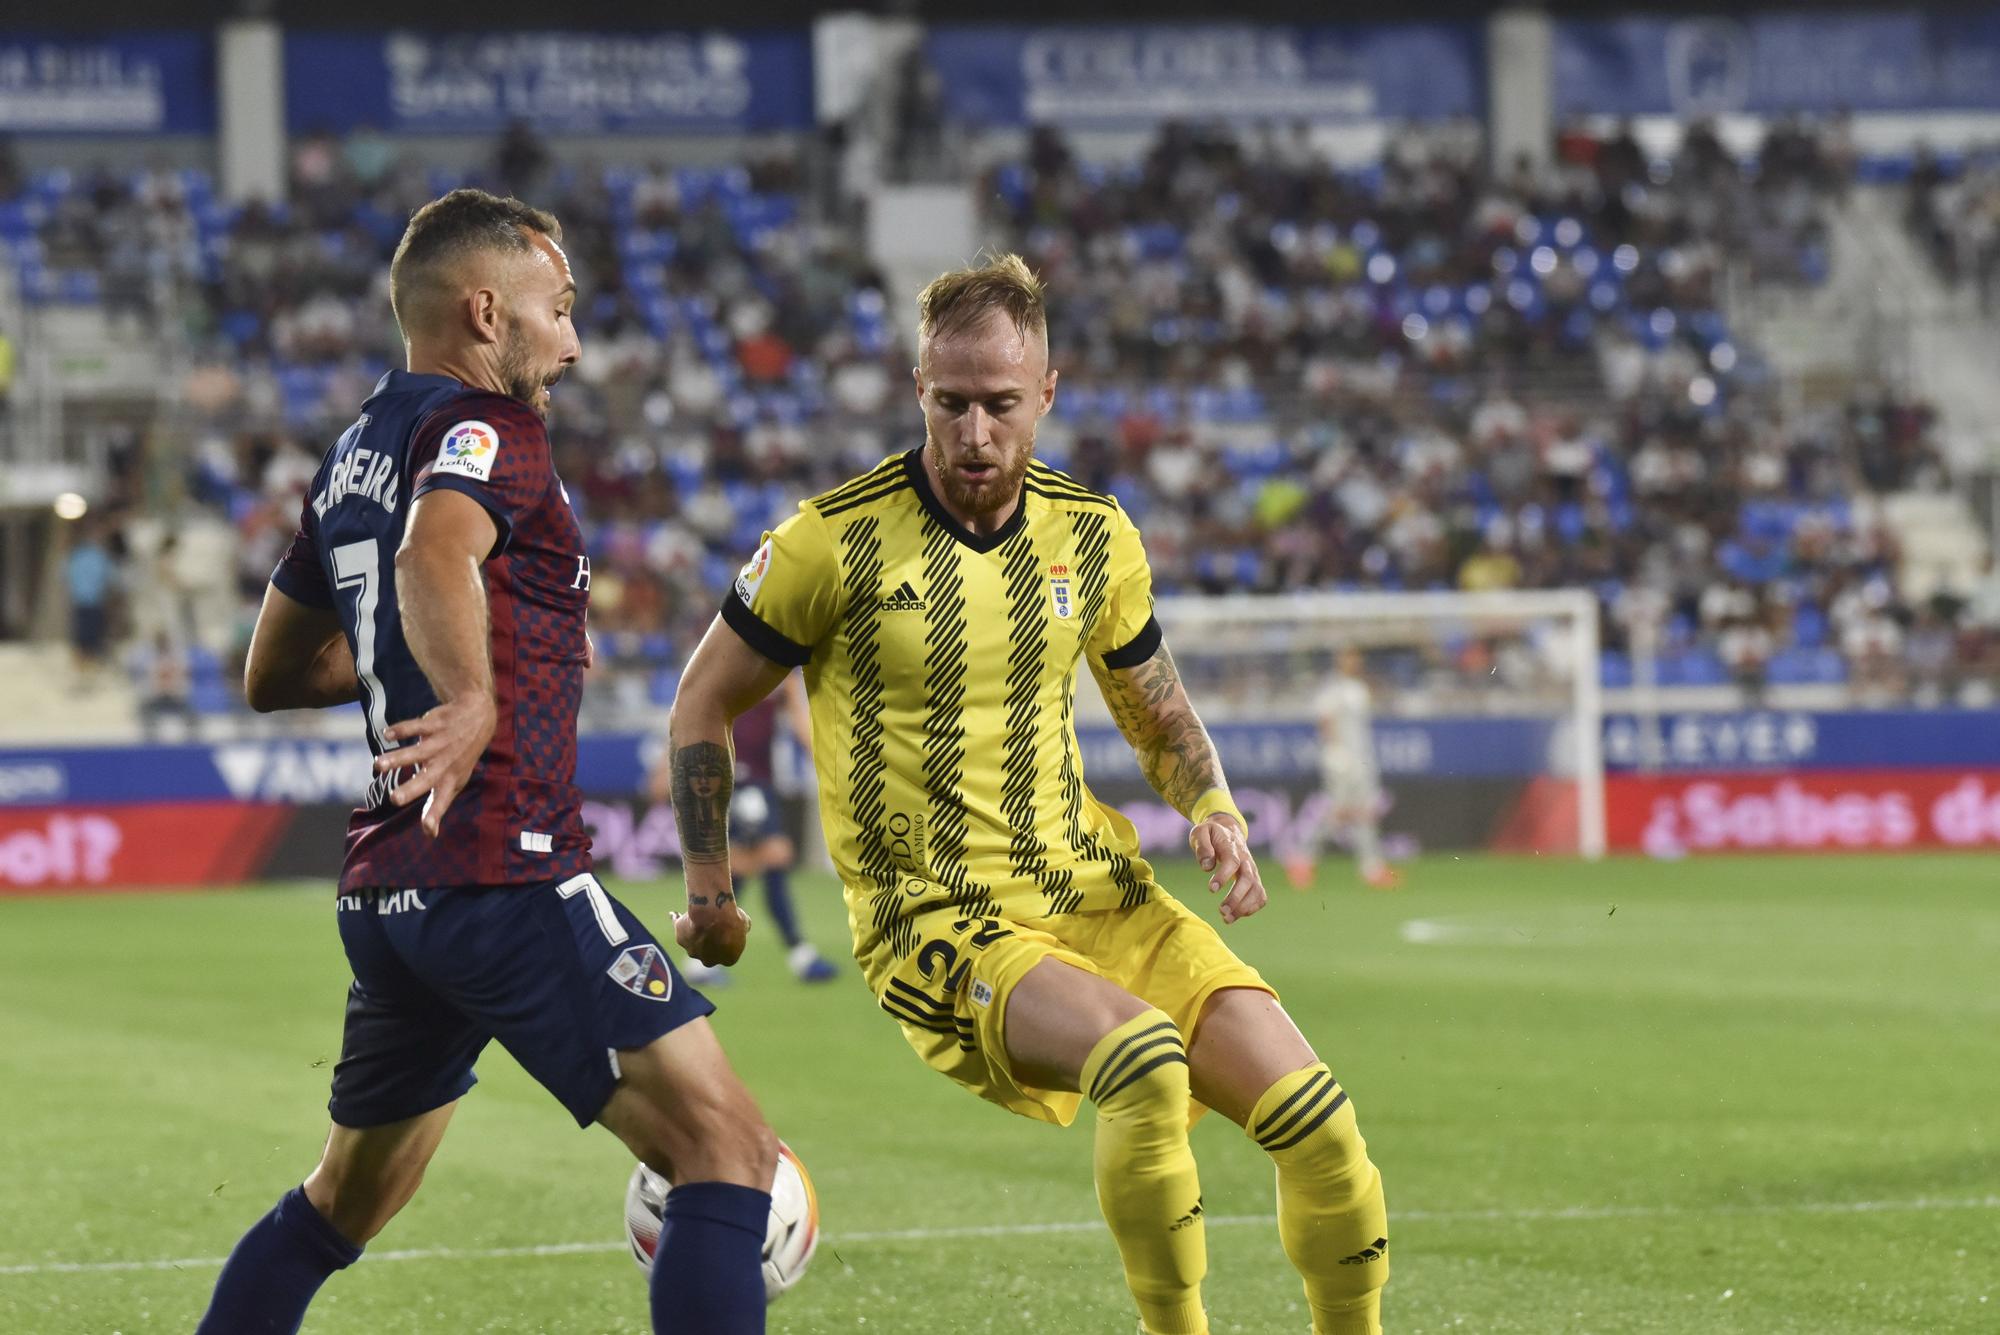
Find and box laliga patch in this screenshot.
[734,538,773,605]
[432,420,499,482]
[607,944,675,1002]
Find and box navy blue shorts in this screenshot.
[329,874,714,1129]
[729,781,783,845]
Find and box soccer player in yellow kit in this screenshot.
[667,255,1389,1335]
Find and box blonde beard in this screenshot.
[924,433,1034,521]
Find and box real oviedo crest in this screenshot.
[1049,564,1073,620]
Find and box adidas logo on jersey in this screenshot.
[880,580,926,611]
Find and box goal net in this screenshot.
[1076,589,1606,861]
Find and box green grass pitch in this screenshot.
[1,854,1994,1333]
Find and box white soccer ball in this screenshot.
[624,1139,821,1302]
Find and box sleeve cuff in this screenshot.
[268,564,334,610]
[721,590,813,668]
[1100,614,1163,671]
[412,472,514,555]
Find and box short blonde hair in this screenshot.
[917,252,1047,347]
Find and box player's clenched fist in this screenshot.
[675,898,752,968]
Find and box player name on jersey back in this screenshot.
[311,424,401,518]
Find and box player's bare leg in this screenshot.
[1006,958,1209,1335]
[600,1016,776,1333]
[599,1015,776,1189]
[304,1102,460,1242]
[1188,988,1389,1335]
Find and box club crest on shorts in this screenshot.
[1048,563,1073,619]
[608,944,674,1002]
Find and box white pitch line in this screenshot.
[2,1195,1994,1279]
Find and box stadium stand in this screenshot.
[3,112,1996,730]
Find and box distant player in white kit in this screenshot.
[1288,648,1400,890]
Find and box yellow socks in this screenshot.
[1247,1062,1389,1335]
[1082,1010,1208,1335]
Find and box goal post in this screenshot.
[1093,589,1606,861]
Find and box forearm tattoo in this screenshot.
[670,740,733,871]
[1103,646,1226,819]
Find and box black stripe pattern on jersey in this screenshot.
[820,475,912,518]
[1252,1069,1349,1153]
[840,517,913,960]
[1087,1018,1187,1104]
[999,528,1080,914]
[1023,480,1117,510]
[919,520,998,918]
[813,455,906,512]
[879,977,978,1050]
[1061,512,1147,907]
[1026,462,1118,509]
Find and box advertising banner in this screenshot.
[1606,771,2000,857]
[0,803,289,891]
[1554,12,2000,117]
[0,33,213,134]
[1600,709,2000,773]
[8,707,1998,887]
[926,22,1480,129]
[285,30,814,135]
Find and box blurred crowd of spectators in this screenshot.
[6,114,1996,725]
[1906,146,2000,313]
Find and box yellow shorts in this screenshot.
[873,892,1276,1127]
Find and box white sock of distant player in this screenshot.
[1353,819,1386,881]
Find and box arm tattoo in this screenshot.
[670,740,733,868]
[1100,645,1227,819]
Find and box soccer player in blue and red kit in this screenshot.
[194,190,774,1335]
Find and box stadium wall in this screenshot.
[4,708,1998,891]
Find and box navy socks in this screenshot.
[650,1180,771,1334]
[761,868,803,949]
[195,1186,361,1334]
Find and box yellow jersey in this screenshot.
[721,449,1165,988]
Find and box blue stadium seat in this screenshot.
[1679,650,1729,687]
[1768,647,1847,685]
[1792,603,1824,647]
[1799,244,1830,286]
[27,169,73,204]
[220,310,263,347]
[993,163,1030,212]
[188,647,236,714]
[190,679,236,715]
[59,270,101,304]
[700,554,738,592]
[0,203,39,241]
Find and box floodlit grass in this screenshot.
[1,854,1994,1332]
